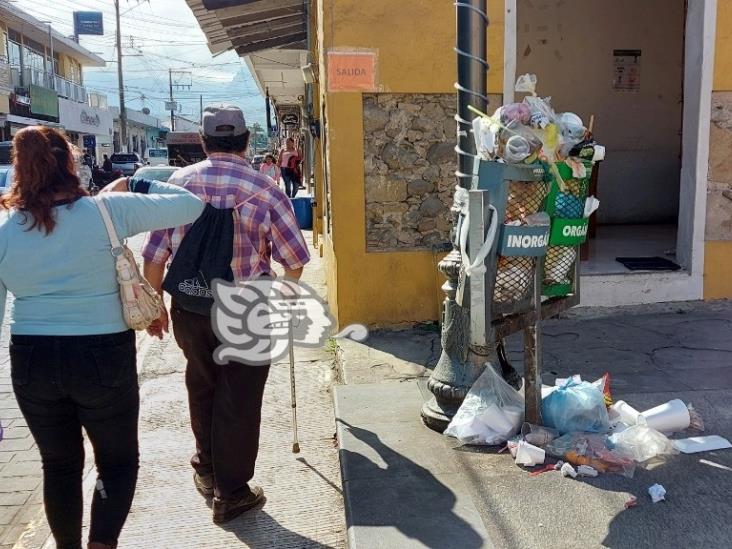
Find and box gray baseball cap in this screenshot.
[201,105,248,137]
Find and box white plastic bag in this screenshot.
[445,363,525,446]
[515,73,538,96]
[609,424,678,463]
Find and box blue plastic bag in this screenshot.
[542,380,610,434]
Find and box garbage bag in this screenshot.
[542,379,610,434]
[444,363,524,446]
[515,73,538,96]
[546,432,636,478]
[609,425,678,463]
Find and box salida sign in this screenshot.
[327,51,377,92]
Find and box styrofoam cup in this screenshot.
[611,400,641,425]
[640,399,690,433]
[515,441,545,466]
[521,422,559,447]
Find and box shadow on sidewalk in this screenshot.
[218,508,337,549]
[339,420,484,549]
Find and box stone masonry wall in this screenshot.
[364,94,457,251]
[707,92,732,240]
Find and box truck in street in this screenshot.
[166,132,206,167]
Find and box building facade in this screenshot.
[189,0,731,329]
[0,2,105,150]
[111,107,164,156]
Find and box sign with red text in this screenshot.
[327,51,377,92]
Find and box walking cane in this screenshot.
[288,307,301,454]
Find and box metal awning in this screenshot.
[185,0,307,57]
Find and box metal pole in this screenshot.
[169,69,175,132]
[421,0,490,432]
[199,94,203,126]
[115,0,127,151]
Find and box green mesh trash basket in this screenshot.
[542,161,593,297]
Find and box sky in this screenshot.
[10,0,267,126]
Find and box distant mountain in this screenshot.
[84,64,266,127]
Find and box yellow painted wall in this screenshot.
[318,0,505,327]
[704,242,732,298]
[705,0,732,300]
[714,0,732,90]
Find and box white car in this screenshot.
[133,166,180,182]
[145,148,168,167]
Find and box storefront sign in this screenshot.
[73,11,104,36]
[281,113,300,127]
[59,97,112,136]
[83,135,96,148]
[30,85,59,118]
[327,50,377,92]
[613,49,641,92]
[80,109,101,127]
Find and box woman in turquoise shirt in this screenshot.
[0,127,203,549]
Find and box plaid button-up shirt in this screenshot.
[142,153,310,279]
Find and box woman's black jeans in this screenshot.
[281,167,299,198]
[10,330,139,549]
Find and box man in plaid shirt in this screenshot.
[142,106,310,524]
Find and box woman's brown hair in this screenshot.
[0,126,85,234]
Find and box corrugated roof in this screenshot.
[185,0,307,56]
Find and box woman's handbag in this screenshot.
[95,196,164,330]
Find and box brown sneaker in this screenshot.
[212,486,265,524]
[193,472,214,498]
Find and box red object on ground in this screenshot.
[624,496,638,509]
[529,464,556,476]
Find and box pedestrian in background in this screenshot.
[143,106,310,524]
[0,126,203,549]
[259,153,280,182]
[278,137,301,198]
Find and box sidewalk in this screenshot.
[335,300,732,548]
[0,298,43,549]
[10,234,346,548]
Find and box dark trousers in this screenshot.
[281,167,299,198]
[171,305,270,500]
[10,330,139,549]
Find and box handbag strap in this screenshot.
[94,197,125,257]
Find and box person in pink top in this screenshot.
[258,153,280,182]
[277,137,301,198]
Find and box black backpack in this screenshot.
[162,203,234,315]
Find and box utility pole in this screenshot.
[169,68,175,131]
[114,0,127,151]
[199,94,203,126]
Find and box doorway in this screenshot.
[517,0,684,271]
[504,0,714,305]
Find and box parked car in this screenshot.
[145,148,169,167]
[251,154,265,171]
[133,166,180,182]
[0,164,14,191]
[110,152,142,176]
